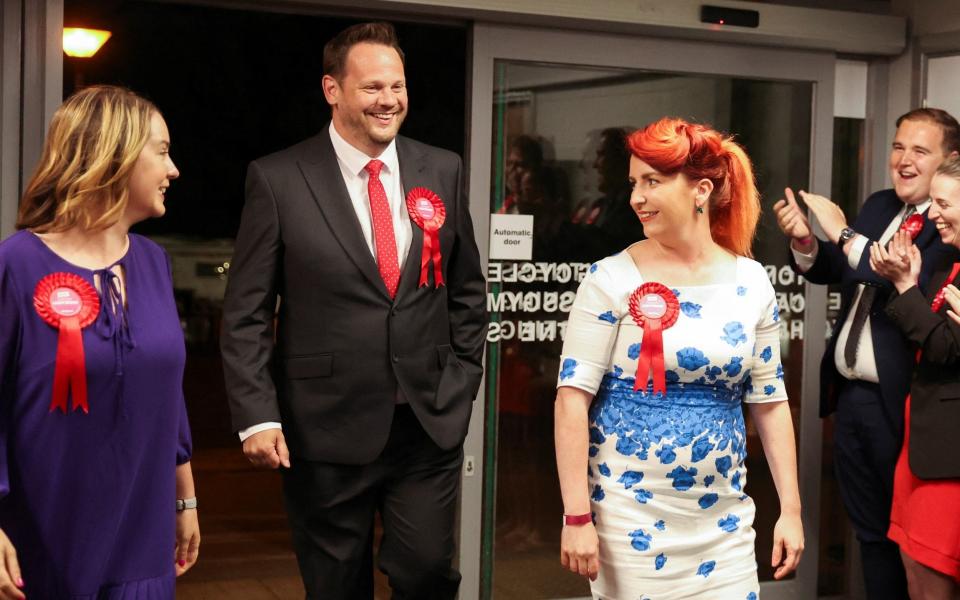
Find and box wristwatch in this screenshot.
[837,227,856,248]
[176,497,198,512]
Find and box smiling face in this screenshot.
[125,112,178,224]
[323,42,407,157]
[889,119,950,205]
[628,156,702,239]
[928,173,960,248]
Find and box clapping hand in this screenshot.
[773,188,814,251]
[796,190,849,245]
[944,284,960,326]
[869,230,921,294]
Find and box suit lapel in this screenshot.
[395,137,427,302]
[865,193,904,239]
[297,126,391,299]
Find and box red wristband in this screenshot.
[563,512,593,526]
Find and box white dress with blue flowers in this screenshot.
[558,251,786,600]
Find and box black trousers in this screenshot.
[282,404,463,600]
[833,380,909,600]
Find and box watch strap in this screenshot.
[838,227,856,248]
[176,497,198,512]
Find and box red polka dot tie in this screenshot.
[365,159,400,298]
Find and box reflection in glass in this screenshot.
[483,60,812,599]
[817,116,866,596]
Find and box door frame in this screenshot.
[462,22,835,600]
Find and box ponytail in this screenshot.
[714,139,760,257]
[627,118,760,257]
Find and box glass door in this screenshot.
[462,24,836,600]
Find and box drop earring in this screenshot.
[696,205,704,214]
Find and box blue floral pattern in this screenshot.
[676,347,710,371]
[697,560,717,578]
[598,311,617,324]
[759,346,772,363]
[556,254,781,596]
[630,529,653,551]
[559,358,577,381]
[618,471,644,488]
[680,302,702,318]
[721,321,748,346]
[718,514,741,532]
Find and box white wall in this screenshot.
[870,0,960,192]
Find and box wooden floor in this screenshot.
[173,447,587,599]
[174,447,391,599]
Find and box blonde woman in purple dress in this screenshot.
[0,85,198,599]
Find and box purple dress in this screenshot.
[0,231,192,599]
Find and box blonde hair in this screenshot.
[936,155,960,180]
[17,85,159,232]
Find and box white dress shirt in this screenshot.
[792,199,930,383]
[239,123,413,442]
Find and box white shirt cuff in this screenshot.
[790,239,818,273]
[238,422,282,442]
[846,234,868,270]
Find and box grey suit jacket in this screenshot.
[220,125,487,464]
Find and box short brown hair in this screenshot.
[17,85,158,232]
[896,107,960,155]
[323,22,405,80]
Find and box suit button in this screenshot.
[392,355,399,363]
[391,308,399,317]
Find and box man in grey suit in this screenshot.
[220,22,487,599]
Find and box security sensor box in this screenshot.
[700,5,760,28]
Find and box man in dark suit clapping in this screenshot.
[774,108,960,599]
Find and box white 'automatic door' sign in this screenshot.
[489,214,534,261]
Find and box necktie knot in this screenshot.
[365,159,384,178]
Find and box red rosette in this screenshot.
[902,213,924,240]
[628,283,679,395]
[406,187,446,288]
[931,262,960,313]
[33,272,100,413]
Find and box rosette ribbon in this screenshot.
[406,187,446,288]
[628,283,679,395]
[33,273,100,413]
[902,213,924,240]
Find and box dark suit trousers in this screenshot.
[281,404,463,600]
[833,380,908,599]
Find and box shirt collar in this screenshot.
[328,121,399,178]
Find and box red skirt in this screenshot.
[888,395,960,583]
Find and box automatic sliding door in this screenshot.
[465,25,835,600]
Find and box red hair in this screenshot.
[627,118,760,257]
